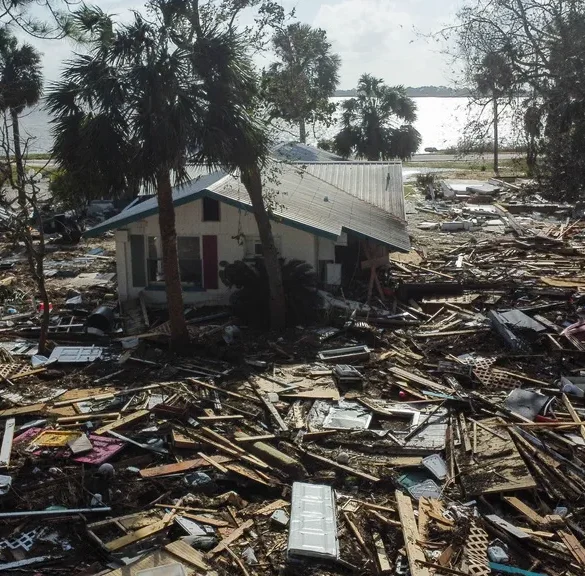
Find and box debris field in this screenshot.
[1,183,585,575]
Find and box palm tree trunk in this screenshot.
[11,108,25,204]
[493,96,499,176]
[157,168,189,346]
[12,108,50,355]
[241,164,286,330]
[299,118,307,144]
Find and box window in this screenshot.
[130,235,146,287]
[145,236,202,287]
[177,236,202,285]
[245,236,281,259]
[203,197,220,222]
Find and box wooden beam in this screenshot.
[395,490,431,576]
[206,518,254,558]
[105,519,169,551]
[197,452,230,473]
[503,497,545,527]
[94,409,150,435]
[198,415,245,422]
[0,417,15,467]
[302,449,380,482]
[139,455,231,478]
[562,394,585,442]
[234,434,277,443]
[373,532,391,573]
[256,391,288,432]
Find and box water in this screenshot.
[18,96,520,155]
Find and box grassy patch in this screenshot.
[23,153,52,160]
[405,157,526,172]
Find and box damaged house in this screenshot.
[85,161,408,304]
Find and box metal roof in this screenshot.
[85,164,410,252]
[299,161,405,220]
[271,142,345,162]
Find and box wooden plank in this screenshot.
[206,518,253,558]
[503,497,545,526]
[484,515,530,539]
[234,434,276,443]
[257,391,288,432]
[0,417,15,467]
[94,409,150,435]
[254,499,289,516]
[105,519,169,551]
[395,490,431,576]
[458,413,472,453]
[557,529,585,565]
[343,512,370,558]
[197,452,229,473]
[562,394,585,442]
[388,366,452,394]
[139,455,231,478]
[225,463,271,486]
[0,404,46,418]
[165,539,210,571]
[198,415,245,422]
[57,412,120,424]
[303,449,380,482]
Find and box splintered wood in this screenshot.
[395,490,431,576]
[454,417,536,495]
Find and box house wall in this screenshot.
[116,198,333,305]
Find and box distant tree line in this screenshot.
[448,0,585,200]
[335,86,471,98]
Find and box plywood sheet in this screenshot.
[455,417,536,495]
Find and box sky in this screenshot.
[18,0,462,88]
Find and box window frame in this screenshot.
[144,235,204,290]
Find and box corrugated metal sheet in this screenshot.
[287,482,338,560]
[299,162,405,221]
[208,165,410,251]
[272,142,345,162]
[85,164,410,251]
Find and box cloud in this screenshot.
[314,0,456,88]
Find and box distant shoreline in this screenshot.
[335,87,470,98]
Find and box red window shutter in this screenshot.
[202,235,219,289]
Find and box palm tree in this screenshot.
[333,74,421,161]
[0,30,51,354]
[0,29,43,194]
[474,52,515,175]
[48,2,287,341]
[48,10,197,346]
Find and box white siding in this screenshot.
[116,199,319,305]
